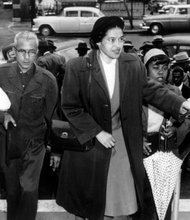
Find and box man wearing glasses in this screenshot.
[0,31,58,220]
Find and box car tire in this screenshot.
[150,23,162,35]
[39,25,54,36]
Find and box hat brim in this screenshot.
[173,58,190,64]
[75,48,90,50]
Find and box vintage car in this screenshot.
[148,0,179,13]
[161,34,190,57]
[32,6,105,36]
[140,4,190,35]
[2,0,12,8]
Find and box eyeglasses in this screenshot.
[15,48,37,57]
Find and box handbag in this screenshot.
[49,56,94,153]
[49,119,94,153]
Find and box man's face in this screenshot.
[7,49,15,60]
[14,38,38,73]
[98,27,124,62]
[172,71,184,86]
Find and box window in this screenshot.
[178,8,187,14]
[81,11,93,17]
[66,11,78,17]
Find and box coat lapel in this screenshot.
[7,63,23,91]
[119,53,136,101]
[89,52,110,100]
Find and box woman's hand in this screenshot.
[161,120,176,138]
[96,131,115,148]
[143,137,152,156]
[161,126,176,138]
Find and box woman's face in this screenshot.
[147,60,168,84]
[97,27,124,63]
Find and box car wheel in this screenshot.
[39,25,53,36]
[150,23,162,35]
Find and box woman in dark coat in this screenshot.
[56,16,188,220]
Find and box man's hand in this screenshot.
[4,112,16,130]
[50,153,61,172]
[96,131,115,148]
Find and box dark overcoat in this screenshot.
[56,51,184,220]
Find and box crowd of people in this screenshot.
[0,16,190,220]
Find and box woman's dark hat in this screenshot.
[90,16,124,45]
[75,42,90,51]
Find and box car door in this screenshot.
[54,10,80,33]
[169,7,190,31]
[79,10,99,33]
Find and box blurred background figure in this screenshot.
[139,41,154,60]
[171,65,190,172]
[152,35,164,49]
[37,39,66,94]
[152,35,169,56]
[75,42,90,57]
[47,39,57,53]
[1,43,16,63]
[171,51,190,87]
[123,40,137,53]
[172,66,190,99]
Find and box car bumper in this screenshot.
[139,22,150,31]
[32,26,39,33]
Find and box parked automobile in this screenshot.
[148,0,179,13]
[2,0,12,8]
[32,6,105,36]
[140,4,190,34]
[161,34,190,57]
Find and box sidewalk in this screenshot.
[0,199,190,220]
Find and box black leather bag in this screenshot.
[49,56,94,153]
[49,119,94,153]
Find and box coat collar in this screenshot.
[7,62,43,94]
[88,51,138,101]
